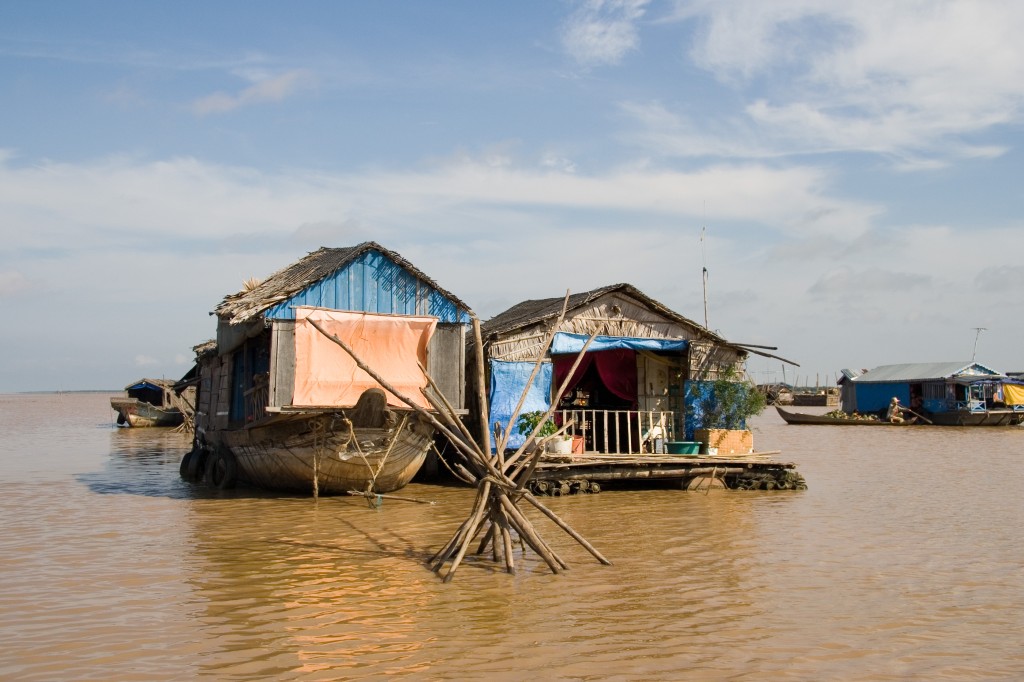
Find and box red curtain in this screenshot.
[553,350,637,407]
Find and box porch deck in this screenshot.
[528,450,805,493]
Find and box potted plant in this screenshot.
[516,410,572,454]
[688,367,766,455]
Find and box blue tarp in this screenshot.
[488,360,553,452]
[683,380,754,440]
[550,333,688,355]
[683,381,712,441]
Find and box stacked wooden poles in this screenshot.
[307,298,611,581]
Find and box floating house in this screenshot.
[474,283,782,454]
[185,242,475,493]
[843,361,1024,426]
[111,377,195,427]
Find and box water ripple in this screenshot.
[1,394,1023,680]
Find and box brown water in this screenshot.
[1,392,1023,681]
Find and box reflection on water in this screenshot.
[1,393,1023,680]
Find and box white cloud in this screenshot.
[0,152,876,256]
[562,0,650,66]
[2,151,1023,389]
[0,271,31,298]
[976,265,1024,293]
[540,154,578,173]
[641,1,1024,162]
[810,267,932,295]
[191,69,315,114]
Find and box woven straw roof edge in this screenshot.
[480,283,727,344]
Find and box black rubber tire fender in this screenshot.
[205,449,238,490]
[186,448,207,481]
[179,451,193,480]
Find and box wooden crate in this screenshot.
[695,428,753,455]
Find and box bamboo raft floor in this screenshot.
[530,450,800,486]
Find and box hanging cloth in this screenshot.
[553,349,638,407]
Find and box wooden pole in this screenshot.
[472,316,492,456]
[523,492,612,565]
[305,310,608,581]
[442,481,492,582]
[306,317,499,480]
[495,291,571,454]
[503,325,603,473]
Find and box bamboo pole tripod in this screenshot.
[308,292,612,581]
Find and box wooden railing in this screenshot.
[245,382,269,423]
[555,409,676,455]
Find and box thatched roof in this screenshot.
[213,241,473,324]
[481,283,726,343]
[192,339,217,358]
[124,378,176,391]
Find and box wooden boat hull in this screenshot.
[775,405,902,426]
[205,410,435,495]
[925,409,1024,426]
[776,405,1024,427]
[110,397,184,428]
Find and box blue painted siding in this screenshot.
[263,250,470,323]
[855,383,911,413]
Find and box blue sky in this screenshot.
[3,0,1023,392]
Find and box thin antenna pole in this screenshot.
[701,225,709,329]
[971,327,987,362]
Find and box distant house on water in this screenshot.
[843,361,1024,426]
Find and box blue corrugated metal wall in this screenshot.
[263,250,470,323]
[854,383,911,413]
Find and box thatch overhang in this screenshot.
[213,241,474,325]
[479,283,797,367]
[481,283,727,346]
[192,339,218,358]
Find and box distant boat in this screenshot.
[779,361,1024,427]
[111,378,193,427]
[775,406,911,426]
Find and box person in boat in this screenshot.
[886,397,905,424]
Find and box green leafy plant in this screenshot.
[516,410,559,438]
[689,366,766,431]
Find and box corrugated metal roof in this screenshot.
[213,242,473,324]
[851,362,1002,383]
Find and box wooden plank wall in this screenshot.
[269,321,296,408]
[428,323,466,409]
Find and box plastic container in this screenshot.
[665,441,701,455]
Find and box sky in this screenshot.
[2,0,1024,393]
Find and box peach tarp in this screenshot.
[292,307,437,408]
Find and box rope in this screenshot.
[347,413,409,498]
[311,416,330,499]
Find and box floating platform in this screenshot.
[527,451,806,494]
